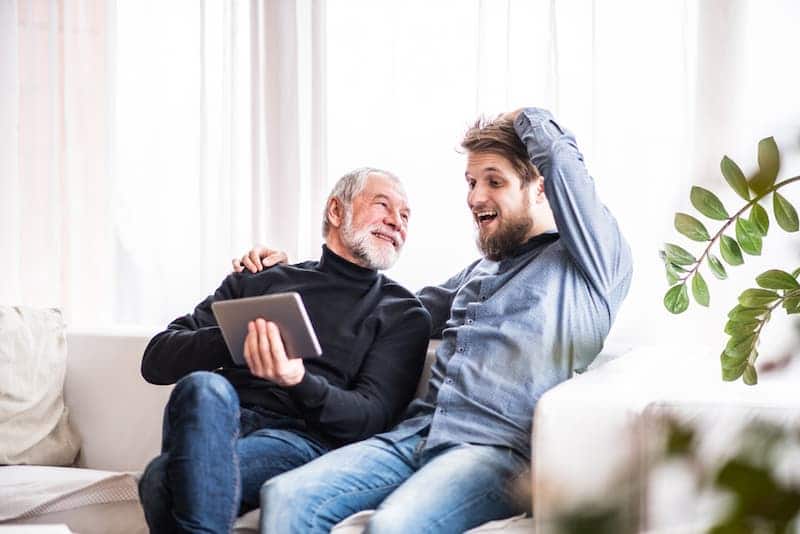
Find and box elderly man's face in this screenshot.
[340,173,410,270]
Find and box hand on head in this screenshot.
[232,246,289,274]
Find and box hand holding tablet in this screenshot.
[211,292,322,366]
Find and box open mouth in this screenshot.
[372,231,399,248]
[474,210,498,227]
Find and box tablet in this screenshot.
[211,292,322,366]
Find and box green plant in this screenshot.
[660,137,800,385]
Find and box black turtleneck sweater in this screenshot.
[141,245,432,446]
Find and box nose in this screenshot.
[383,209,402,231]
[468,182,488,208]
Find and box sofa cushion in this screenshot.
[0,307,80,466]
[0,465,138,522]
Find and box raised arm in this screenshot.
[140,274,242,385]
[514,108,632,295]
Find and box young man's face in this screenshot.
[465,151,538,261]
[340,173,410,270]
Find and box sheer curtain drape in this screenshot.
[0,0,114,324]
[1,0,327,328]
[2,0,799,347]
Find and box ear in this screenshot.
[529,177,547,204]
[326,197,345,229]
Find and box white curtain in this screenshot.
[1,0,327,329]
[2,0,799,351]
[0,0,115,325]
[111,0,327,327]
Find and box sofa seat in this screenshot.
[1,330,541,533]
[0,465,144,533]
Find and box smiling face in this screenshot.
[466,151,542,261]
[330,172,410,270]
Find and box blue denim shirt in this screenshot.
[379,108,633,460]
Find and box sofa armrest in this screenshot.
[531,343,800,532]
[64,328,170,472]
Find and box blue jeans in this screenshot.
[138,371,329,534]
[259,430,530,534]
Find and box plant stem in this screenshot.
[679,175,800,284]
[746,287,800,366]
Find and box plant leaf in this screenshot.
[743,364,758,385]
[774,192,799,232]
[749,203,770,236]
[756,269,800,290]
[728,305,768,321]
[784,297,800,314]
[719,235,744,266]
[749,136,780,195]
[690,186,729,220]
[735,217,762,255]
[665,263,681,285]
[664,284,689,314]
[691,272,709,306]
[739,288,780,308]
[707,254,727,280]
[721,156,750,201]
[664,243,696,266]
[724,319,759,336]
[722,358,747,381]
[793,267,800,279]
[674,213,710,242]
[724,332,757,359]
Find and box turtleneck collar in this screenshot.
[318,245,379,282]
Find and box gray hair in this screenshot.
[321,167,403,237]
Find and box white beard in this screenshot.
[340,209,400,270]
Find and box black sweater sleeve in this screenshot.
[287,303,431,443]
[141,273,243,385]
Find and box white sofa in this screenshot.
[0,330,538,533]
[7,330,793,533]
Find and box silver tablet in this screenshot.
[211,292,322,365]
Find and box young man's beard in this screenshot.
[476,211,534,261]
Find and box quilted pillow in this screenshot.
[0,306,80,465]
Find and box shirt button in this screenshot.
[480,295,486,301]
[439,407,447,415]
[445,378,453,384]
[457,346,464,353]
[466,319,473,325]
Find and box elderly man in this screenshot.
[238,108,633,533]
[137,168,431,534]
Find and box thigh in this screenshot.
[260,436,420,534]
[237,428,329,509]
[366,444,530,534]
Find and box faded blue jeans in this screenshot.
[138,371,329,534]
[259,428,530,534]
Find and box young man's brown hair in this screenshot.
[460,115,541,186]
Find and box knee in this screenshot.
[260,473,321,533]
[172,371,237,410]
[365,506,417,534]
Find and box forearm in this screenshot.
[288,318,430,442]
[141,322,232,384]
[514,108,632,293]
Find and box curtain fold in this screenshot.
[0,0,114,325]
[3,0,798,336]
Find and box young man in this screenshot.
[137,168,432,534]
[239,108,633,533]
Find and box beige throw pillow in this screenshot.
[0,306,81,465]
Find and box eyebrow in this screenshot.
[373,193,411,216]
[465,167,505,178]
